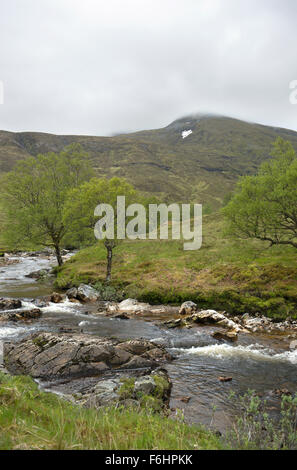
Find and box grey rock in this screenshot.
[4,332,171,380]
[0,298,22,311]
[134,376,156,395]
[77,284,101,302]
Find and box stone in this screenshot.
[4,332,171,380]
[0,308,41,322]
[212,330,238,342]
[117,298,151,313]
[192,310,241,332]
[79,370,171,411]
[50,292,65,303]
[113,313,130,320]
[66,287,78,300]
[179,301,198,315]
[0,298,22,311]
[134,376,156,395]
[76,284,101,302]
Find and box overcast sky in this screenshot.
[0,0,296,135]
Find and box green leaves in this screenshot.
[0,144,93,262]
[223,138,297,249]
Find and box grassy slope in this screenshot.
[0,372,221,450]
[56,213,297,319]
[1,116,297,208]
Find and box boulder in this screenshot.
[50,292,66,303]
[113,313,130,320]
[117,298,151,313]
[66,287,78,300]
[0,308,41,322]
[212,330,238,342]
[0,298,22,311]
[134,376,156,395]
[76,284,101,302]
[192,310,241,332]
[81,369,171,411]
[4,332,171,380]
[25,269,51,280]
[179,301,198,315]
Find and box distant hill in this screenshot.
[1,114,297,208]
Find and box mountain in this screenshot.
[1,114,297,208]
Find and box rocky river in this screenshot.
[0,253,296,432]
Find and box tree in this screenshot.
[63,177,142,282]
[1,144,94,265]
[223,138,297,249]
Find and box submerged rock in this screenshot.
[4,332,172,380]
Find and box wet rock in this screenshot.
[66,287,78,300]
[274,388,292,397]
[0,298,22,311]
[4,332,171,380]
[219,376,233,382]
[212,329,238,342]
[179,301,198,316]
[33,298,50,308]
[76,284,101,302]
[113,313,130,320]
[179,396,191,403]
[117,298,151,313]
[163,318,185,329]
[192,310,241,332]
[25,269,51,280]
[50,292,66,303]
[0,308,41,322]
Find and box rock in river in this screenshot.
[0,298,22,311]
[66,284,101,303]
[179,301,198,315]
[3,332,172,380]
[0,308,41,322]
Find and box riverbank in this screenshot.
[55,214,297,320]
[0,252,296,448]
[0,372,222,450]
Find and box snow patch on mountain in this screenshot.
[182,130,192,139]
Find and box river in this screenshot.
[0,254,296,432]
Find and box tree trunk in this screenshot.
[104,240,115,283]
[54,245,63,267]
[106,245,113,283]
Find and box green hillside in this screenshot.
[56,214,297,319]
[1,115,297,208]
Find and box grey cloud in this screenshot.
[0,0,296,135]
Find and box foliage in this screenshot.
[0,144,93,265]
[63,176,153,281]
[224,138,297,250]
[1,117,297,210]
[55,213,297,319]
[225,390,297,450]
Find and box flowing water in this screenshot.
[0,254,296,432]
